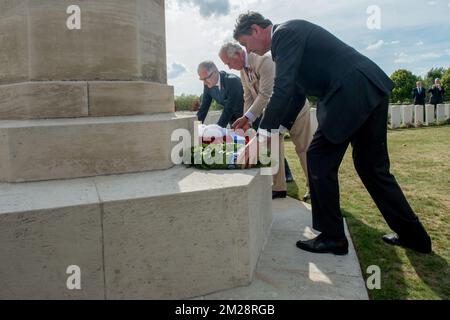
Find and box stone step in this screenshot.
[0,81,174,119]
[0,113,195,182]
[0,166,272,299]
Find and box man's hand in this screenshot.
[236,135,259,169]
[236,134,272,169]
[232,116,251,134]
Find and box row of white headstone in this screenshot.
[389,104,450,129]
[300,105,447,136]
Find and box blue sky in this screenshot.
[165,0,450,95]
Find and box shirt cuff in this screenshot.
[244,111,257,123]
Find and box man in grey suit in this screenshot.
[233,12,432,255]
[197,61,244,128]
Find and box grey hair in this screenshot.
[197,61,218,74]
[435,78,441,82]
[220,42,244,58]
[233,11,272,40]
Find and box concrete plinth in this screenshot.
[198,198,369,300]
[0,167,272,299]
[414,105,424,127]
[89,81,174,117]
[0,0,167,83]
[0,81,174,119]
[390,105,401,129]
[0,81,88,119]
[401,105,413,126]
[425,104,435,125]
[0,0,273,301]
[0,113,195,182]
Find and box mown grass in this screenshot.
[285,125,450,300]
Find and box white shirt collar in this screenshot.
[270,24,274,39]
[244,51,250,68]
[216,71,221,89]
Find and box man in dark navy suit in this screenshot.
[233,12,432,255]
[412,81,426,107]
[197,61,244,128]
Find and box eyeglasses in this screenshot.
[200,70,216,82]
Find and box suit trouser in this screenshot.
[273,104,313,191]
[307,95,430,241]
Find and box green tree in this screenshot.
[174,94,224,112]
[423,67,445,89]
[440,67,450,102]
[174,94,200,111]
[390,69,419,103]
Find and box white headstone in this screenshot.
[436,104,446,123]
[425,104,435,125]
[413,105,424,127]
[390,105,401,129]
[445,104,450,119]
[401,105,413,126]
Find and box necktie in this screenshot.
[210,86,221,102]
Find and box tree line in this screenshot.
[390,67,449,104]
[175,66,450,110]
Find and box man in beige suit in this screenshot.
[219,42,312,200]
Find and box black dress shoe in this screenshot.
[296,233,349,255]
[382,234,432,254]
[272,191,287,199]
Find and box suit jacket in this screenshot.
[197,71,244,128]
[428,86,445,104]
[412,87,426,105]
[240,53,273,118]
[261,20,394,144]
[241,52,309,130]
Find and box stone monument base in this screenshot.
[0,166,272,299]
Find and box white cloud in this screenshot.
[366,40,385,50]
[394,52,414,63]
[428,1,437,5]
[178,0,231,17]
[168,62,188,79]
[416,41,424,46]
[166,0,450,94]
[420,52,442,59]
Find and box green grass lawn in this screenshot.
[284,125,450,300]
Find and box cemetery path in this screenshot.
[195,197,369,300]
